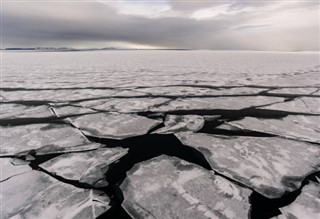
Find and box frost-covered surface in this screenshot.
[1,51,319,218]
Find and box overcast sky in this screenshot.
[2,0,319,51]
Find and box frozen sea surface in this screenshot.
[1,51,319,219]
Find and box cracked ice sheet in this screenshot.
[76,97,170,113]
[1,89,118,102]
[68,112,162,140]
[228,116,320,144]
[153,115,205,134]
[134,86,266,97]
[0,158,32,182]
[51,105,96,117]
[0,123,100,157]
[1,170,110,219]
[280,181,320,219]
[151,96,284,112]
[176,132,320,199]
[0,104,54,120]
[120,155,252,219]
[260,97,320,114]
[40,147,128,187]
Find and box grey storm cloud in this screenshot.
[2,0,319,51]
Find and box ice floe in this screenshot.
[68,112,162,139]
[1,171,110,219]
[227,115,320,143]
[176,132,320,198]
[0,123,100,156]
[121,155,252,219]
[280,181,320,219]
[40,147,128,187]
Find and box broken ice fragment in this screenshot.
[40,147,128,187]
[0,123,100,156]
[0,158,31,182]
[1,170,110,219]
[176,132,320,198]
[120,155,252,219]
[153,115,205,134]
[68,112,162,139]
[280,181,320,219]
[228,115,320,143]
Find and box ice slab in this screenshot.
[0,104,54,119]
[228,116,320,143]
[40,147,128,187]
[260,97,320,114]
[267,88,318,96]
[109,89,149,97]
[77,97,170,113]
[135,86,266,97]
[1,170,110,219]
[0,123,100,156]
[121,155,252,219]
[68,112,162,139]
[255,72,320,87]
[1,89,117,102]
[51,105,96,117]
[0,158,31,181]
[176,132,320,198]
[153,115,204,134]
[280,181,320,219]
[151,96,284,112]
